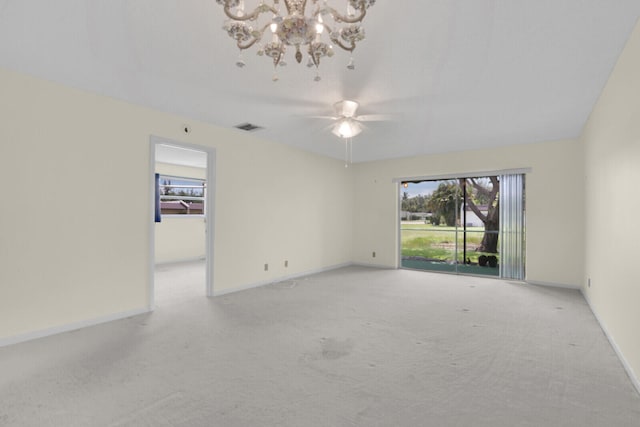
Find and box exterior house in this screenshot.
[160,201,204,215]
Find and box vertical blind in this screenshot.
[499,174,525,280]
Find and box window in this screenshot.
[158,175,206,216]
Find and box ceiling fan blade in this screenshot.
[235,93,328,109]
[306,115,339,120]
[355,114,394,122]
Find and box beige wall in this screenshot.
[581,20,640,384]
[0,67,353,341]
[154,162,206,264]
[352,139,585,288]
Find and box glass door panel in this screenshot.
[401,226,458,273]
[461,229,499,276]
[401,176,505,277]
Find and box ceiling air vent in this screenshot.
[234,123,263,132]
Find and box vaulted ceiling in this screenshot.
[1,1,639,162]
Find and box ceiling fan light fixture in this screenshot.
[333,118,362,139]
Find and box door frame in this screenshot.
[148,136,216,309]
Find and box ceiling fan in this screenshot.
[312,100,392,139]
[304,99,392,166]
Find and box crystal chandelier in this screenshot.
[215,0,376,81]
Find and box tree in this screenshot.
[401,194,428,214]
[162,179,174,196]
[426,182,462,226]
[464,177,499,253]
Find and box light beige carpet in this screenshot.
[1,264,639,426]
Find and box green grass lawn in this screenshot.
[401,223,497,264]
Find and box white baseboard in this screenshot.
[0,307,151,348]
[525,280,581,290]
[212,262,353,296]
[581,290,640,396]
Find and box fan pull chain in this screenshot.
[350,138,353,164]
[344,138,348,167]
[344,137,353,168]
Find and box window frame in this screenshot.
[158,174,207,217]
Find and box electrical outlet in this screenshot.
[264,263,268,271]
[372,251,376,258]
[284,260,288,268]
[588,278,591,288]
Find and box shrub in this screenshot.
[487,255,498,268]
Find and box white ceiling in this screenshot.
[1,1,639,163]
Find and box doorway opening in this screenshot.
[149,137,215,308]
[400,174,525,279]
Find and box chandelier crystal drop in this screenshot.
[215,0,376,81]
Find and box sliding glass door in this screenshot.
[400,174,525,279]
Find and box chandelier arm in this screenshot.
[330,37,355,53]
[237,36,261,51]
[236,23,271,50]
[223,4,278,22]
[323,5,367,24]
